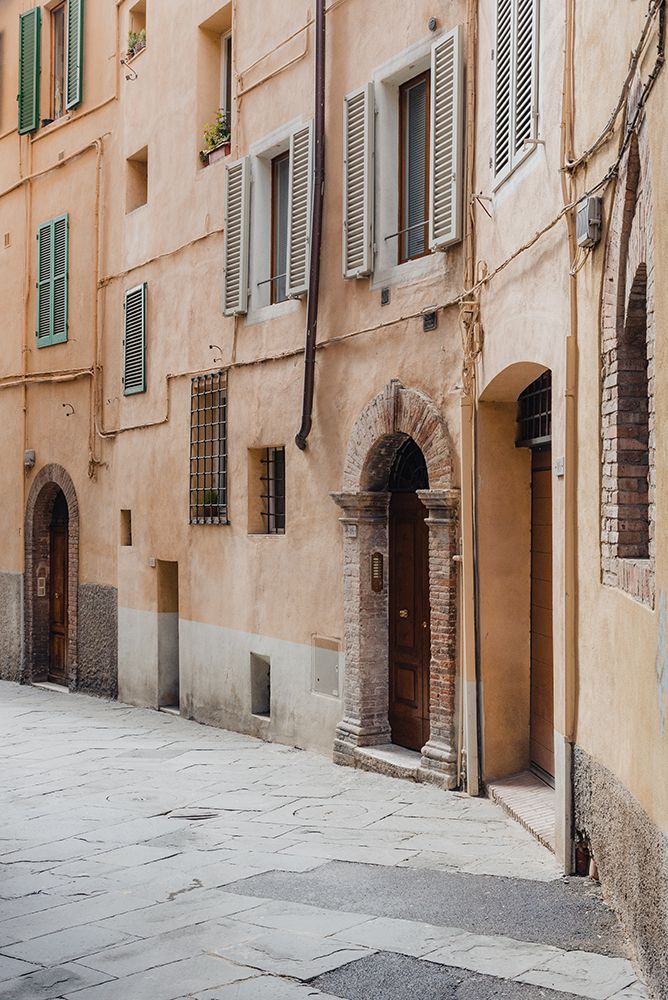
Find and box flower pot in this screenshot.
[206,141,231,166]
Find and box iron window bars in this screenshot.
[260,447,285,534]
[190,371,228,524]
[517,370,552,448]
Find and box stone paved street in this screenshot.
[0,683,649,1000]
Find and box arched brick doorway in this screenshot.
[24,465,80,688]
[331,380,460,788]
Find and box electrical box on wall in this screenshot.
[576,196,602,248]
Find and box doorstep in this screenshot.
[32,681,69,695]
[159,705,181,717]
[487,771,556,852]
[354,744,422,781]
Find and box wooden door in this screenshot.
[389,491,430,752]
[49,508,68,685]
[530,447,554,779]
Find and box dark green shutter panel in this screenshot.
[36,222,52,342]
[36,215,69,347]
[123,284,147,395]
[66,0,84,110]
[52,216,69,344]
[18,8,41,135]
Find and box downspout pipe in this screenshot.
[295,0,326,450]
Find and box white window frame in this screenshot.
[492,0,540,189]
[370,35,449,290]
[245,118,304,325]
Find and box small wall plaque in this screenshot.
[37,577,46,598]
[371,552,383,593]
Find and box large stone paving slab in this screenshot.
[0,683,649,1000]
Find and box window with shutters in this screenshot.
[197,7,233,168]
[240,120,312,319]
[343,84,375,278]
[36,215,68,348]
[190,372,228,525]
[270,152,289,304]
[493,0,538,181]
[398,71,430,263]
[51,3,66,121]
[371,27,463,284]
[123,284,147,396]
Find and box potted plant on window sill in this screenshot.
[200,111,231,166]
[127,29,146,60]
[200,490,221,521]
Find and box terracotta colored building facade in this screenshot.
[0,1,666,993]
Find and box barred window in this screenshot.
[516,371,551,448]
[260,447,286,534]
[190,372,227,524]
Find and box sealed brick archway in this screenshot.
[331,381,460,788]
[24,465,80,688]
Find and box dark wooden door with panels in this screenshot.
[48,490,69,686]
[388,438,431,752]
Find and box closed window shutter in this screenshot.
[494,0,513,175]
[52,215,69,343]
[65,0,84,110]
[36,222,52,343]
[343,84,374,278]
[18,7,41,135]
[429,26,464,251]
[286,121,313,298]
[513,0,537,154]
[223,157,251,316]
[123,284,147,395]
[36,215,68,347]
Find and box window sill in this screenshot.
[492,141,538,195]
[371,248,447,291]
[244,297,301,328]
[30,113,73,142]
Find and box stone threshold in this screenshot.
[487,770,556,852]
[159,705,181,717]
[32,681,69,695]
[347,744,428,783]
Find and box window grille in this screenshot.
[260,447,285,534]
[190,371,227,524]
[517,371,551,448]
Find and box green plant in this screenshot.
[127,28,146,55]
[201,110,231,156]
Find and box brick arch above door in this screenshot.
[24,464,80,687]
[332,382,460,788]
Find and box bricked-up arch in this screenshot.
[601,90,655,606]
[332,382,460,788]
[24,465,80,686]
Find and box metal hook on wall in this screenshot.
[209,344,224,364]
[62,403,75,417]
[121,58,138,82]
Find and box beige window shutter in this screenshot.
[429,25,464,251]
[494,0,513,176]
[223,157,251,316]
[286,121,314,299]
[343,83,375,278]
[513,0,539,156]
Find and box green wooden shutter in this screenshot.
[18,7,41,135]
[66,0,84,110]
[123,284,147,395]
[36,215,69,348]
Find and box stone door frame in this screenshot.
[24,464,80,688]
[331,381,460,788]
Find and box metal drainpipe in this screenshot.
[295,0,326,450]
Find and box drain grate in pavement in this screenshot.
[310,953,585,1000]
[225,861,626,956]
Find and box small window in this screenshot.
[120,510,132,546]
[190,372,228,525]
[51,3,66,121]
[128,0,146,57]
[250,653,271,717]
[126,147,148,213]
[248,447,286,534]
[398,71,430,263]
[221,32,232,119]
[271,152,289,304]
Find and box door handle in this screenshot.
[399,609,409,618]
[422,621,428,629]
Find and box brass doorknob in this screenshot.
[422,621,428,629]
[399,609,409,618]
